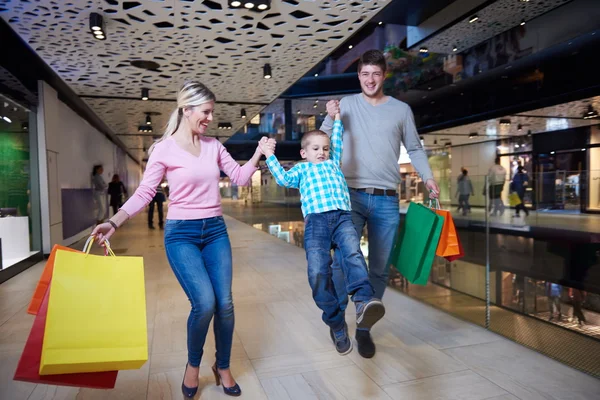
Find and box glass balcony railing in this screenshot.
[220,169,600,377]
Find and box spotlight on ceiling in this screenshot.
[348,45,353,49]
[583,104,599,119]
[263,63,272,79]
[499,118,511,127]
[378,21,383,25]
[297,110,301,114]
[520,20,526,26]
[469,15,479,23]
[244,2,255,9]
[453,45,458,52]
[89,12,106,41]
[469,132,479,139]
[22,122,28,131]
[229,0,242,7]
[314,73,319,77]
[419,47,429,53]
[138,125,153,133]
[146,114,152,125]
[141,88,149,101]
[257,0,271,10]
[241,108,247,119]
[527,130,532,137]
[2,116,11,123]
[517,124,523,131]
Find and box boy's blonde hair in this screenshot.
[301,130,329,149]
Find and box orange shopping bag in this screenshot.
[430,200,463,261]
[27,245,82,315]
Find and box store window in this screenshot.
[589,127,600,211]
[0,95,42,272]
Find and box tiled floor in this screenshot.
[1,212,599,399]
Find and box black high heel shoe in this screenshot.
[212,363,242,397]
[181,363,199,398]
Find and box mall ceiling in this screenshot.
[0,0,391,160]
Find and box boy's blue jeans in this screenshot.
[332,190,401,312]
[304,210,374,331]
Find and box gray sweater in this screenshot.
[320,94,433,190]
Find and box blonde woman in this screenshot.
[92,81,272,397]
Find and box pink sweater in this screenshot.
[121,136,257,220]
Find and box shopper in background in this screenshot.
[547,282,563,321]
[148,185,165,230]
[91,164,107,224]
[456,169,474,216]
[510,166,530,217]
[487,157,507,216]
[92,81,270,398]
[108,174,127,217]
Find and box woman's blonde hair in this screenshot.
[148,81,216,154]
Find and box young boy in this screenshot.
[262,114,385,355]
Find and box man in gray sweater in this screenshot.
[320,49,439,358]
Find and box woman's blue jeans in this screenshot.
[164,216,234,369]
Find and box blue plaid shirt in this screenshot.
[266,120,351,217]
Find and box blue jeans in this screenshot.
[333,190,400,312]
[164,217,235,369]
[304,210,374,331]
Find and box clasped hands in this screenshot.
[257,137,277,158]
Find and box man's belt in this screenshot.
[351,187,397,196]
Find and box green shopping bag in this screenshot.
[389,202,444,285]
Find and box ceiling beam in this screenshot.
[80,95,270,106]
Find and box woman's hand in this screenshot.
[91,222,115,245]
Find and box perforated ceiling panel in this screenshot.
[414,0,571,54]
[0,0,389,159]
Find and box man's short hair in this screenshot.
[301,130,329,149]
[358,50,387,73]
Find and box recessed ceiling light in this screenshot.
[95,34,105,40]
[419,47,428,53]
[258,4,268,10]
[314,73,318,77]
[231,1,242,7]
[469,15,479,23]
[141,88,149,101]
[146,115,152,125]
[241,108,247,119]
[348,45,353,49]
[378,22,383,25]
[2,116,11,123]
[520,20,526,26]
[453,46,458,52]
[245,2,255,8]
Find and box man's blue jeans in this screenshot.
[332,190,400,312]
[164,217,235,370]
[304,210,374,331]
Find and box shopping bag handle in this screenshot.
[83,236,116,257]
[428,198,441,210]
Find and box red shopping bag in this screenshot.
[27,245,81,315]
[14,280,118,388]
[444,234,465,262]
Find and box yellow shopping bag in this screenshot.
[508,192,522,207]
[40,238,147,375]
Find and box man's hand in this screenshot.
[425,179,440,199]
[326,100,340,119]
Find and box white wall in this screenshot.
[37,81,141,252]
[450,141,497,206]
